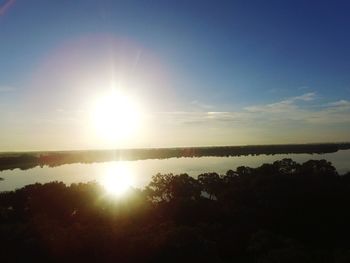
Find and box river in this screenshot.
[1,150,349,192]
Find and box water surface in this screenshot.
[1,150,349,192]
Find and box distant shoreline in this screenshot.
[0,143,349,172]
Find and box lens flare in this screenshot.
[101,162,135,196]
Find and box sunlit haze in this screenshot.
[101,162,135,196]
[1,1,350,151]
[91,90,144,145]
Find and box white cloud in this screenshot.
[154,92,350,131]
[327,100,350,107]
[156,93,318,125]
[244,92,316,113]
[293,92,316,101]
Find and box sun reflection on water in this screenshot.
[100,162,135,197]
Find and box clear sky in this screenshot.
[1,0,350,151]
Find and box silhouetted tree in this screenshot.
[1,158,350,263]
[198,172,222,199]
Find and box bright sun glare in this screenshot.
[92,90,142,144]
[101,162,135,196]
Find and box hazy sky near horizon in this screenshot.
[1,0,350,151]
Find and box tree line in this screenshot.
[1,158,350,262]
[1,142,349,171]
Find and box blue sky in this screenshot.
[1,0,350,150]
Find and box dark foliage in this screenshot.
[1,158,350,262]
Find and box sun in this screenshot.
[91,90,142,144]
[101,162,135,196]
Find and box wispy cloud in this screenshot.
[242,92,350,125]
[302,99,350,124]
[244,92,316,113]
[156,92,350,128]
[327,100,350,108]
[293,92,316,101]
[190,100,214,110]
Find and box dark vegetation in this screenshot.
[1,142,349,171]
[1,159,350,262]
